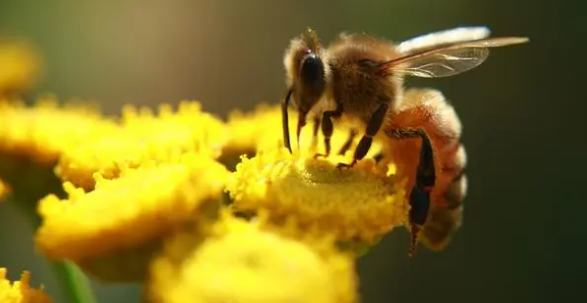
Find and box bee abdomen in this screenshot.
[385,88,468,251]
[423,143,468,250]
[423,169,467,250]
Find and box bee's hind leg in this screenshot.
[386,127,436,257]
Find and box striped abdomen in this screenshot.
[384,88,468,250]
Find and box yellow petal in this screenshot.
[56,101,229,190]
[36,153,229,262]
[148,212,358,303]
[0,268,53,303]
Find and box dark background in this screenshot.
[0,0,584,302]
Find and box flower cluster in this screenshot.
[0,37,413,303]
[0,268,52,303]
[149,211,357,303]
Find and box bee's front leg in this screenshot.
[314,105,343,159]
[281,88,294,153]
[336,102,389,169]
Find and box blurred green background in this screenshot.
[0,0,583,302]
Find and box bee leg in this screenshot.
[281,88,294,153]
[312,116,321,138]
[337,128,359,155]
[337,102,389,169]
[310,116,321,149]
[314,106,343,159]
[387,127,436,257]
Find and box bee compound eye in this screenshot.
[300,53,325,87]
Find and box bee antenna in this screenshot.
[281,88,293,153]
[302,27,321,52]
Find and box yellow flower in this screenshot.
[36,153,229,281]
[0,268,52,303]
[56,101,229,190]
[0,38,41,97]
[0,97,114,203]
[148,211,357,303]
[226,110,408,245]
[0,96,118,164]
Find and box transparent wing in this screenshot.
[391,48,490,78]
[396,26,491,54]
[380,37,529,78]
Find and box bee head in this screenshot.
[282,28,328,151]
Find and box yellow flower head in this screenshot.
[149,211,357,303]
[0,38,41,97]
[56,101,229,190]
[0,268,52,303]
[0,96,118,164]
[36,153,229,281]
[226,110,408,245]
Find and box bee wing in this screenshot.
[380,37,529,78]
[396,26,491,54]
[389,47,490,78]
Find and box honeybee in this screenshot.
[281,26,528,256]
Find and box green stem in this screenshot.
[49,261,97,303]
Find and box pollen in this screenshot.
[0,38,41,97]
[225,106,407,243]
[0,96,118,164]
[0,268,53,303]
[36,153,230,262]
[148,211,358,303]
[226,134,408,243]
[56,101,229,190]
